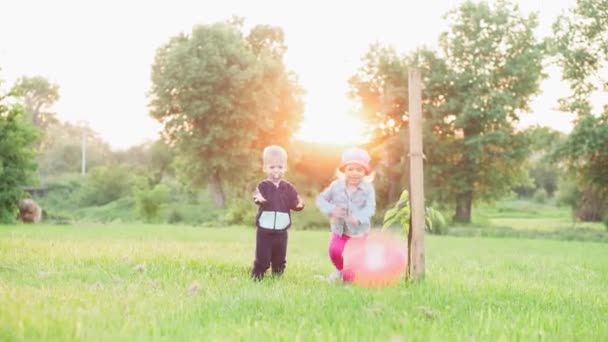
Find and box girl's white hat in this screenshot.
[339,147,371,174]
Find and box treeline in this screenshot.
[0,0,606,227]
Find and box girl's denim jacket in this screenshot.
[316,179,376,237]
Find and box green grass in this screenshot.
[450,198,608,242]
[1,224,606,341]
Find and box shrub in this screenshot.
[224,199,257,226]
[382,189,448,235]
[167,209,184,224]
[77,166,134,206]
[134,184,170,223]
[533,188,548,204]
[0,102,38,223]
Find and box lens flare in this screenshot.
[343,231,408,288]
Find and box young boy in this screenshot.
[251,145,304,280]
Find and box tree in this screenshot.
[0,87,39,223]
[37,122,112,177]
[349,44,410,208]
[552,0,608,212]
[429,1,545,222]
[350,1,545,222]
[513,126,565,198]
[113,139,174,185]
[149,20,303,208]
[11,76,60,129]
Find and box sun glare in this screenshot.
[295,110,368,146]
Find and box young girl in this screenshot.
[316,147,376,283]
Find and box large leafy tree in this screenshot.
[552,0,608,214]
[0,84,39,223]
[428,1,545,223]
[149,20,303,208]
[350,1,545,222]
[11,76,60,130]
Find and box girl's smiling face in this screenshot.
[344,164,366,185]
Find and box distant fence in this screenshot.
[23,186,49,197]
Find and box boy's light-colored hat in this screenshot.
[339,147,371,174]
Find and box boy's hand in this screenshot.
[295,195,304,210]
[253,189,266,203]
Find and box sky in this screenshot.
[0,0,583,149]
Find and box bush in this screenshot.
[291,206,328,230]
[533,188,548,204]
[382,189,448,235]
[425,207,448,235]
[74,197,136,222]
[77,166,135,206]
[167,209,184,224]
[0,102,38,223]
[134,184,170,223]
[224,199,257,226]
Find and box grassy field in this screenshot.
[1,224,607,341]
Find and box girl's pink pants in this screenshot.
[328,232,366,282]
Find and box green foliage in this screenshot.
[425,1,545,222]
[382,190,448,235]
[460,198,608,242]
[555,174,607,222]
[10,75,60,129]
[223,199,257,226]
[425,206,448,235]
[73,197,136,223]
[290,204,329,230]
[134,183,170,223]
[149,20,303,206]
[113,139,174,185]
[76,166,134,206]
[533,188,548,204]
[556,175,581,210]
[551,0,607,116]
[555,114,608,193]
[382,189,411,232]
[37,122,112,177]
[0,96,39,223]
[352,1,545,223]
[34,173,84,218]
[513,126,566,198]
[552,0,608,196]
[167,209,184,224]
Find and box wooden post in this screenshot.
[408,68,425,281]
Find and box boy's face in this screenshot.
[344,164,366,185]
[264,161,286,181]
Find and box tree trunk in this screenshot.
[208,171,226,208]
[576,188,606,221]
[454,191,473,223]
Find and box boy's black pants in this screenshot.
[251,228,288,280]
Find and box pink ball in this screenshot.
[343,232,408,288]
